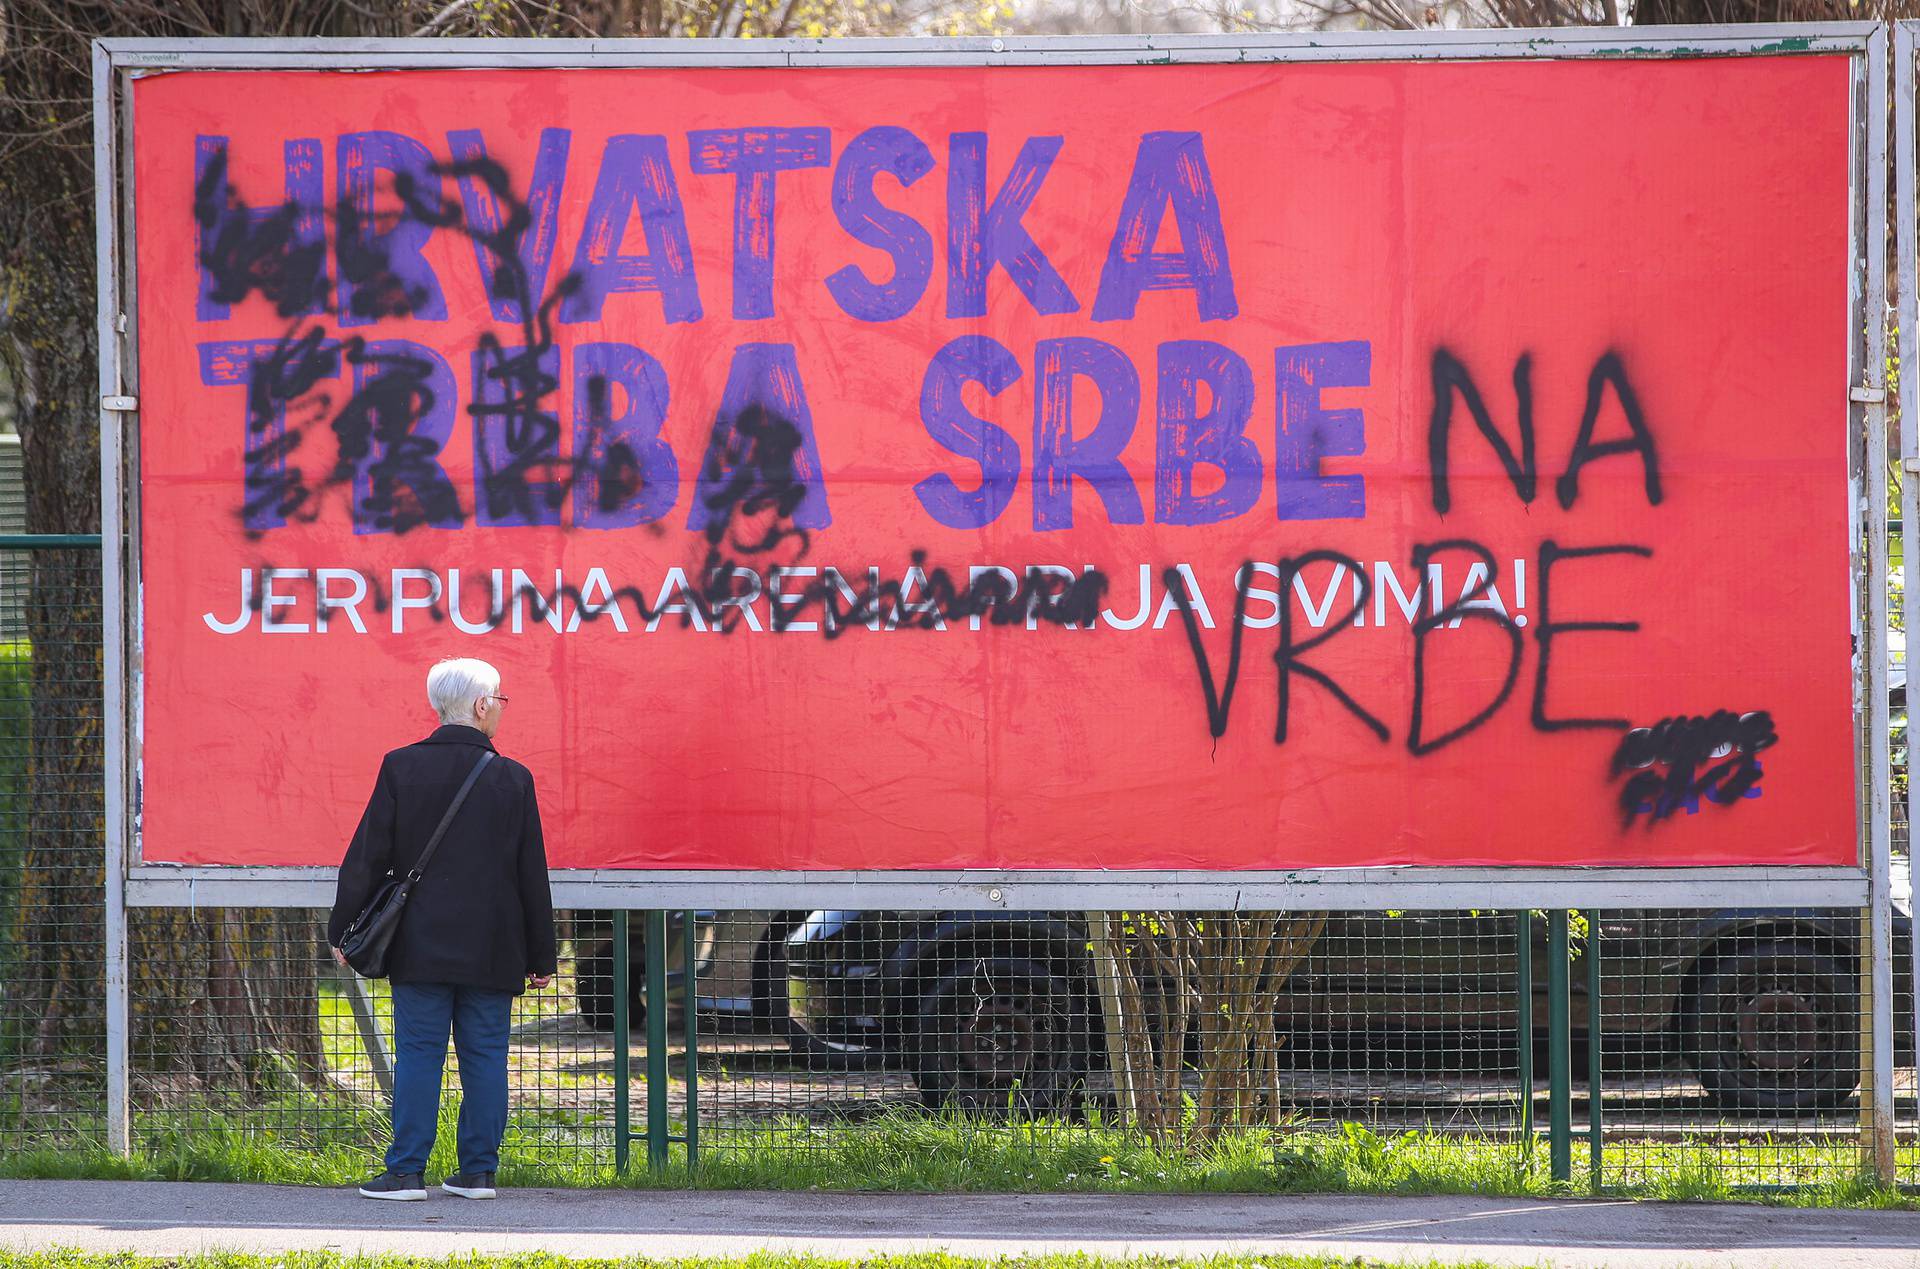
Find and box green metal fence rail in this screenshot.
[0,535,103,548]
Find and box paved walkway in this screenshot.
[2,1180,1918,1267]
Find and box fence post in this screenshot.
[1861,899,1897,1182]
[1548,909,1572,1184]
[645,910,670,1173]
[1586,910,1602,1193]
[103,853,128,1156]
[103,811,129,1157]
[1515,911,1533,1161]
[612,910,630,1175]
[683,908,698,1173]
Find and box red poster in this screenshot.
[129,56,1859,870]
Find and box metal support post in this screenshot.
[103,806,129,1157]
[92,40,130,1160]
[683,909,699,1172]
[1516,911,1534,1159]
[335,964,394,1096]
[1586,910,1603,1193]
[645,910,670,1172]
[1901,19,1920,1186]
[1548,909,1572,1184]
[612,910,630,1175]
[1860,22,1897,1186]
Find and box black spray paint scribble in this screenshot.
[1149,337,1674,767]
[256,556,1108,639]
[1427,347,1661,515]
[1610,711,1777,827]
[1166,540,1517,756]
[240,404,1109,638]
[195,148,331,319]
[397,157,588,529]
[198,145,612,536]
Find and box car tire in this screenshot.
[749,924,792,1033]
[750,913,813,1031]
[576,936,645,1033]
[1681,939,1859,1114]
[910,957,1094,1117]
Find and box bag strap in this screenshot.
[406,750,495,882]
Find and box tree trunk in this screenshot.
[130,909,329,1097]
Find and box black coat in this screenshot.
[327,725,557,994]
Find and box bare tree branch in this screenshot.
[412,0,478,37]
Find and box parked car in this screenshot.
[785,907,1917,1115]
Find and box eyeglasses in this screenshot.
[486,694,509,705]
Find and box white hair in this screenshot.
[426,657,501,726]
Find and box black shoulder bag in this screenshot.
[339,751,495,978]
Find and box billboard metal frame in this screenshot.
[1889,16,1920,1190]
[97,25,1891,912]
[93,24,1901,1166]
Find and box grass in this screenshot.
[1,1106,1913,1208]
[316,973,587,1079]
[0,1255,1510,1269]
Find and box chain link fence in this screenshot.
[1,536,1915,1191]
[1,542,105,1156]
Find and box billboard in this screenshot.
[127,50,1860,871]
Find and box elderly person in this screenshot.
[328,657,556,1202]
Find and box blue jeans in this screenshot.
[386,982,513,1176]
